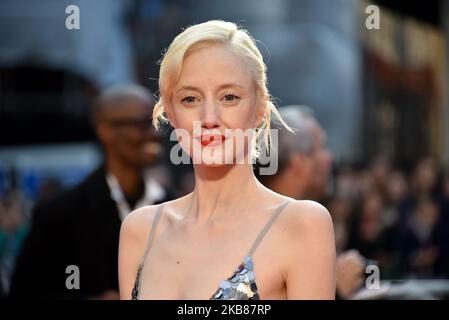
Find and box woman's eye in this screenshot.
[181,96,196,104]
[223,94,239,102]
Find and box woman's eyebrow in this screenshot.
[217,83,245,90]
[175,83,244,94]
[175,86,202,94]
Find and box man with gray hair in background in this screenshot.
[257,105,366,299]
[260,105,332,201]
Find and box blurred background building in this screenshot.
[0,0,448,298]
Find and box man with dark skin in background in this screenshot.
[9,85,175,299]
[257,105,366,299]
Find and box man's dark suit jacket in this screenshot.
[8,164,175,299]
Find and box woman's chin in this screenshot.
[191,157,234,167]
[199,163,228,169]
[187,149,249,167]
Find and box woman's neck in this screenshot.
[186,162,264,225]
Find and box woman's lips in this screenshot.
[199,134,226,146]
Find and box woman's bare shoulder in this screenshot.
[279,199,334,241]
[284,199,332,222]
[279,200,336,298]
[120,204,160,244]
[120,195,191,241]
[259,185,332,230]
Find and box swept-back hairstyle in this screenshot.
[152,20,293,156]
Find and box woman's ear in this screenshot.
[163,100,176,127]
[255,95,269,128]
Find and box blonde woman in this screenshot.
[118,20,336,300]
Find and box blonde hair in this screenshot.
[152,20,293,156]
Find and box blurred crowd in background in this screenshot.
[1,0,449,299]
[328,156,449,280]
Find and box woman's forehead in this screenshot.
[176,45,252,84]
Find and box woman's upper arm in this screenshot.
[118,206,155,300]
[285,200,336,300]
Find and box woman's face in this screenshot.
[167,43,265,166]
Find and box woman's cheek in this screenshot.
[173,128,195,158]
[174,107,199,130]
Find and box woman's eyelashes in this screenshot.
[181,95,198,105]
[221,94,240,103]
[180,93,241,106]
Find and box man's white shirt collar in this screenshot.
[106,169,166,221]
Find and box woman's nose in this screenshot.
[201,100,220,129]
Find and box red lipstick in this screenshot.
[199,134,226,146]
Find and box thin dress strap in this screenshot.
[247,199,292,257]
[135,204,164,296]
